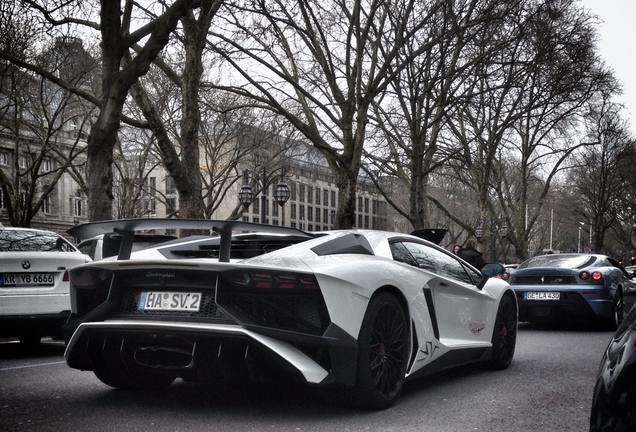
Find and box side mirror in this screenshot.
[481,263,505,278]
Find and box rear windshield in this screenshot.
[518,254,597,270]
[0,230,75,252]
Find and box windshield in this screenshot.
[518,254,597,270]
[0,230,75,252]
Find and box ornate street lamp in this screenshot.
[238,166,290,225]
[475,218,508,262]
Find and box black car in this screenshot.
[590,303,636,431]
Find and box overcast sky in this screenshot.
[580,0,636,129]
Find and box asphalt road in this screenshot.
[0,323,612,432]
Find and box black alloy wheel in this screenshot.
[354,292,409,409]
[611,289,625,330]
[489,294,517,370]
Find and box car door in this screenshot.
[396,241,496,347]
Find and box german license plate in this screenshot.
[0,273,54,286]
[138,292,202,311]
[525,292,560,300]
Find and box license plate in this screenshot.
[525,292,560,300]
[0,273,54,286]
[138,292,202,311]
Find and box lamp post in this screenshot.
[238,166,290,225]
[475,218,508,262]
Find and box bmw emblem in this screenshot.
[22,261,31,270]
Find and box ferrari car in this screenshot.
[0,226,89,345]
[590,303,636,431]
[62,219,517,409]
[509,253,630,328]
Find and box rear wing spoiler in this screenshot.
[68,218,312,262]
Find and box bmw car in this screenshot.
[62,219,518,409]
[509,253,630,328]
[590,303,636,431]
[76,232,177,261]
[0,226,89,345]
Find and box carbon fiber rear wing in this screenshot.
[68,218,312,262]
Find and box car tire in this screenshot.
[353,292,409,410]
[489,294,517,370]
[610,289,624,330]
[93,366,176,391]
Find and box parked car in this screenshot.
[0,226,89,345]
[62,218,517,409]
[509,253,630,328]
[77,232,177,261]
[590,302,636,432]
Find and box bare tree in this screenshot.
[0,0,203,221]
[207,0,453,228]
[569,97,636,255]
[365,0,511,231]
[445,0,615,261]
[0,39,93,227]
[128,1,222,220]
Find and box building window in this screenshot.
[299,184,305,202]
[358,196,363,212]
[19,155,28,169]
[290,182,296,201]
[272,203,279,217]
[41,196,51,213]
[166,197,176,214]
[148,177,157,195]
[299,205,305,220]
[315,207,321,223]
[307,186,313,204]
[315,188,321,205]
[0,152,8,166]
[323,189,329,206]
[291,203,297,219]
[307,206,313,222]
[331,191,336,207]
[73,198,83,216]
[165,176,176,194]
[41,159,51,172]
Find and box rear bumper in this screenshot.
[0,292,70,316]
[64,319,358,387]
[513,287,613,321]
[0,311,70,339]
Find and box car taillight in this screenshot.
[579,270,603,282]
[70,266,114,291]
[224,269,319,290]
[500,271,511,281]
[63,270,70,282]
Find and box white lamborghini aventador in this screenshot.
[62,219,517,409]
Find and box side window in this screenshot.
[390,242,418,267]
[77,240,96,260]
[401,241,477,285]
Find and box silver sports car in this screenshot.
[62,219,517,409]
